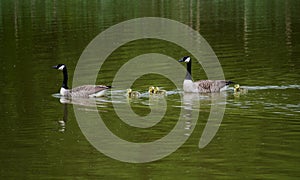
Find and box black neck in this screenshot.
[62,67,69,89]
[185,61,192,80]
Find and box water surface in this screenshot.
[0,0,299,179]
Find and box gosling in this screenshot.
[127,89,141,98]
[234,84,248,93]
[148,86,167,95]
[148,86,155,95]
[154,87,167,95]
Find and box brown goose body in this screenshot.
[63,85,111,98]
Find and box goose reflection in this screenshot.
[181,93,201,136]
[54,91,227,149]
[57,96,109,132]
[181,92,227,148]
[58,103,68,132]
[59,96,108,107]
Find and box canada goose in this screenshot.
[127,89,141,98]
[234,84,248,93]
[52,64,111,98]
[178,56,234,93]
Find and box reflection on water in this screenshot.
[55,90,230,152]
[58,104,67,132]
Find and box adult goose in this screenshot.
[52,64,111,98]
[178,56,234,93]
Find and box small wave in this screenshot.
[238,85,300,90]
[52,93,62,98]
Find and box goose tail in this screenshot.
[225,81,234,85]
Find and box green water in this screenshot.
[1,0,300,179]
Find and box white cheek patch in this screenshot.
[185,57,191,63]
[60,87,68,96]
[58,65,65,70]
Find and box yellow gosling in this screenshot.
[234,84,248,93]
[127,89,140,98]
[148,86,155,95]
[154,87,167,95]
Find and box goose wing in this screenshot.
[70,85,111,97]
[194,80,228,93]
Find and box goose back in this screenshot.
[184,80,230,93]
[65,85,110,98]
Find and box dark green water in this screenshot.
[1,0,300,179]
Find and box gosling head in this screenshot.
[127,89,133,97]
[178,56,191,63]
[127,89,132,94]
[52,64,66,71]
[148,86,155,94]
[154,87,160,93]
[234,84,240,92]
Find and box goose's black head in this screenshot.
[178,56,191,63]
[52,64,66,71]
